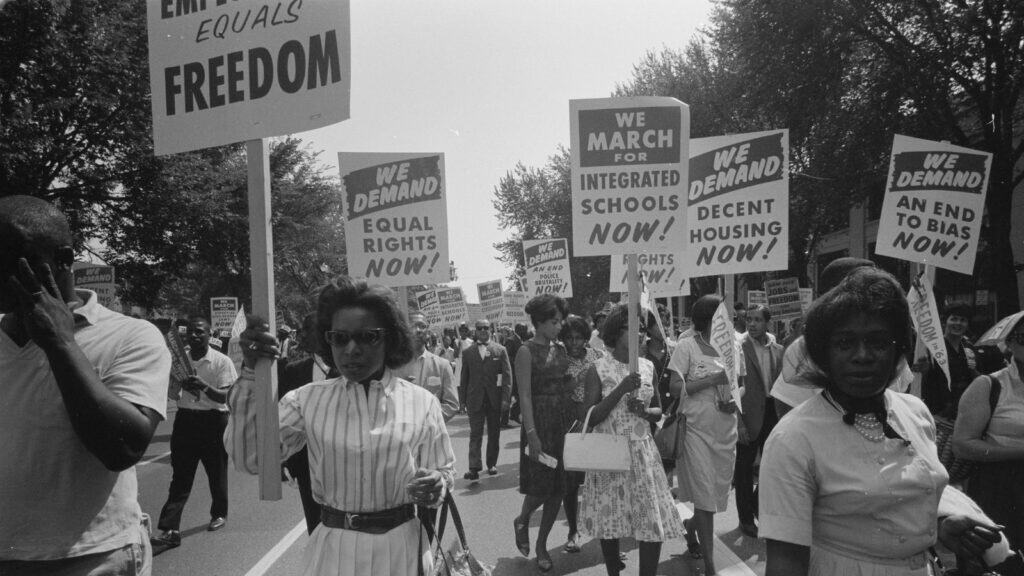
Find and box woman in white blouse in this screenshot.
[226,276,456,576]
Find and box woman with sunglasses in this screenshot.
[225,275,456,576]
[760,268,1002,576]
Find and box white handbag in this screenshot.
[562,406,631,473]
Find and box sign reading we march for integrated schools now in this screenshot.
[523,239,573,297]
[609,253,689,296]
[210,297,239,335]
[147,0,351,155]
[477,280,504,323]
[571,97,689,256]
[875,135,992,275]
[340,153,450,287]
[685,130,789,275]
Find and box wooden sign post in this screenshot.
[627,254,640,372]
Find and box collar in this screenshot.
[70,289,101,327]
[190,346,216,364]
[342,367,397,397]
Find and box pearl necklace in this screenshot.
[852,413,885,443]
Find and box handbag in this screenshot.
[654,398,685,462]
[563,406,632,473]
[421,493,492,576]
[934,374,1001,484]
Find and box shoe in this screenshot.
[683,518,703,560]
[563,533,581,553]
[739,522,758,538]
[536,550,553,572]
[487,467,498,475]
[617,552,627,570]
[208,517,226,532]
[513,517,530,556]
[463,470,480,481]
[151,530,181,548]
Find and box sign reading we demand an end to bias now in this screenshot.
[875,135,992,275]
[340,153,450,287]
[147,0,351,155]
[523,239,573,297]
[571,97,689,256]
[685,130,789,275]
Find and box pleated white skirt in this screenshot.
[302,518,431,576]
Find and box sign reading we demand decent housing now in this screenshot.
[685,130,789,275]
[147,0,351,155]
[571,97,689,256]
[875,135,992,275]
[523,238,573,297]
[340,153,450,287]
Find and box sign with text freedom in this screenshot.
[340,152,450,286]
[875,135,991,275]
[147,0,351,155]
[570,97,690,256]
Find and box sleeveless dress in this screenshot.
[518,340,574,497]
[579,356,685,541]
[668,336,739,512]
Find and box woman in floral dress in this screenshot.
[579,304,685,576]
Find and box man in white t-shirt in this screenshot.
[0,195,170,575]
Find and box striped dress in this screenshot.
[225,367,456,576]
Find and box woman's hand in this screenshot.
[526,430,544,460]
[407,468,444,504]
[618,372,641,395]
[239,318,281,369]
[938,515,1003,562]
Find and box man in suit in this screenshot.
[460,319,512,480]
[735,304,783,538]
[396,311,459,421]
[278,313,334,534]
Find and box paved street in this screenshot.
[139,407,767,576]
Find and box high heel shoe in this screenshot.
[683,518,703,560]
[513,517,529,557]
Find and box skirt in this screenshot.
[302,519,430,576]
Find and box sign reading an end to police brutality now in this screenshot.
[146,0,351,155]
[609,253,689,296]
[875,135,992,275]
[570,97,690,256]
[522,238,573,297]
[685,130,789,275]
[340,153,450,287]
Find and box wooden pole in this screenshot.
[246,138,282,501]
[397,286,409,320]
[627,254,640,372]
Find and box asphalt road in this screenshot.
[138,408,767,576]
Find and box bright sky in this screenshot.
[301,0,713,302]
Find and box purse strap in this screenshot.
[582,405,597,437]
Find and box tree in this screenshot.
[492,148,612,316]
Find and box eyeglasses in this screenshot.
[1006,332,1024,345]
[324,329,386,347]
[829,334,896,354]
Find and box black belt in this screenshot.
[320,504,416,534]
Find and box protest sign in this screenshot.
[709,303,743,411]
[798,288,813,312]
[523,238,573,297]
[765,277,802,320]
[226,305,246,371]
[477,280,504,323]
[165,328,196,393]
[340,153,450,286]
[415,288,442,327]
[436,287,468,326]
[609,253,689,296]
[570,97,689,256]
[685,130,789,275]
[502,291,529,325]
[908,275,951,387]
[875,135,992,274]
[210,297,239,335]
[73,265,116,308]
[747,290,767,308]
[147,0,351,155]
[466,303,483,324]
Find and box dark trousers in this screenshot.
[284,448,320,534]
[468,395,501,471]
[158,409,229,531]
[734,440,760,524]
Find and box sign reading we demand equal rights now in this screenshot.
[147,0,350,155]
[340,153,450,287]
[875,135,992,275]
[571,97,689,256]
[685,130,789,275]
[523,239,573,297]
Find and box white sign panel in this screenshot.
[73,265,116,308]
[908,276,951,386]
[502,291,529,325]
[340,153,450,286]
[523,238,573,297]
[875,135,992,274]
[436,287,468,326]
[415,288,442,327]
[477,280,504,323]
[685,130,789,275]
[147,0,351,155]
[765,277,802,320]
[570,97,689,256]
[609,253,689,296]
[747,290,767,308]
[709,303,743,411]
[210,296,239,334]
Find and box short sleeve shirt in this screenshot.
[175,346,237,412]
[759,390,948,560]
[0,290,171,560]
